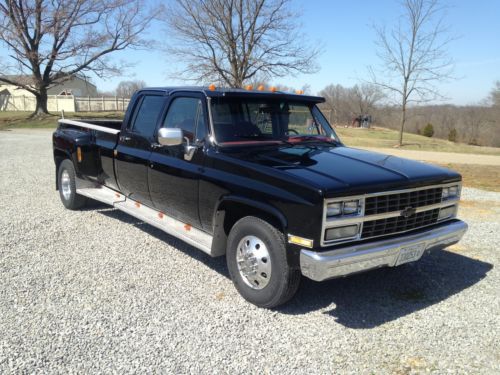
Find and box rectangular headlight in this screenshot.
[343,200,360,215]
[442,185,460,200]
[438,205,457,220]
[327,202,342,217]
[325,224,359,241]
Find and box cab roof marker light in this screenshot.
[257,85,265,91]
[270,86,277,92]
[245,84,253,90]
[208,84,216,91]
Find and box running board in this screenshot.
[76,184,214,256]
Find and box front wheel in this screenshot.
[226,216,301,308]
[58,159,87,210]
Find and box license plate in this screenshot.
[396,243,426,266]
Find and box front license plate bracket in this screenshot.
[396,243,426,266]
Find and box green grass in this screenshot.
[0,111,124,130]
[2,111,500,156]
[336,127,500,156]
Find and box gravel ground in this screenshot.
[1,129,499,374]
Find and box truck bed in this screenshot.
[58,118,122,134]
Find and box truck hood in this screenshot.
[220,144,461,198]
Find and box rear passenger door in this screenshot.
[148,93,207,227]
[115,93,166,206]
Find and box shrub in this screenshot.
[422,123,434,137]
[448,128,457,142]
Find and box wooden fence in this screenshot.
[0,95,130,112]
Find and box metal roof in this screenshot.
[137,86,325,103]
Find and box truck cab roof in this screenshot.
[136,86,325,103]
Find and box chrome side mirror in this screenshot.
[158,127,183,146]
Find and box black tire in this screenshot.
[57,159,87,210]
[226,216,301,308]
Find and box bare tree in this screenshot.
[490,81,500,107]
[351,83,385,116]
[369,0,454,146]
[0,0,155,116]
[319,84,351,125]
[162,0,320,87]
[463,105,488,145]
[115,80,147,98]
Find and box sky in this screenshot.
[3,0,500,105]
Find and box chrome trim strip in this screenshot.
[59,119,121,135]
[321,182,462,247]
[301,220,468,281]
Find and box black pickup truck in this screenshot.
[53,87,467,308]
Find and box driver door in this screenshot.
[148,93,207,227]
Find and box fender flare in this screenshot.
[210,195,288,256]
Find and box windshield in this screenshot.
[209,97,339,144]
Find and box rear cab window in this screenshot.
[129,95,166,138]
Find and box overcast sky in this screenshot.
[2,0,499,105]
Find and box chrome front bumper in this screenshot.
[300,220,468,282]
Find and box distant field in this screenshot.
[0,111,124,130]
[1,111,500,157]
[434,163,500,192]
[336,127,500,156]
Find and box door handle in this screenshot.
[120,135,131,142]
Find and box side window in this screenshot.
[163,97,206,142]
[130,95,165,137]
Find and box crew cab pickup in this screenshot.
[52,87,468,308]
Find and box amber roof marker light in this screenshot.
[245,84,253,90]
[257,85,265,91]
[295,89,304,95]
[270,86,277,92]
[208,84,216,91]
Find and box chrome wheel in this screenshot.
[236,235,272,290]
[61,169,71,200]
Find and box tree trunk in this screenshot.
[399,101,407,146]
[34,88,49,116]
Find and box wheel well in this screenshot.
[211,200,286,256]
[54,149,69,190]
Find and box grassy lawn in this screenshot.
[2,111,499,157]
[0,111,124,130]
[336,127,500,156]
[433,163,500,192]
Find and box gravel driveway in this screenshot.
[1,129,499,374]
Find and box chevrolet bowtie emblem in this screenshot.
[401,206,417,218]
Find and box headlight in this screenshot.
[327,199,362,218]
[442,185,460,200]
[325,224,359,241]
[438,205,457,220]
[327,202,342,217]
[343,200,360,215]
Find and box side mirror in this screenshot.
[158,127,183,146]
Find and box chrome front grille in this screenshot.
[364,187,443,216]
[361,208,440,238]
[321,183,461,247]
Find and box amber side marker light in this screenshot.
[288,235,313,248]
[208,84,216,91]
[77,147,82,162]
